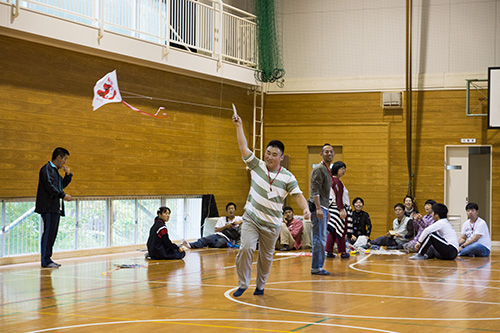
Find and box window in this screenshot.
[0,196,202,257]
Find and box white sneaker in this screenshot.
[182,240,191,249]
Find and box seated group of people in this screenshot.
[145,196,491,262]
[369,197,435,251]
[146,202,242,260]
[369,195,491,260]
[145,196,373,260]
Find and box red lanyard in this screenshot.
[322,161,334,182]
[470,221,475,232]
[267,166,282,191]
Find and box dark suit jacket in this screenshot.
[35,162,72,216]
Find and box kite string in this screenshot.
[121,90,153,99]
[122,72,228,199]
[121,90,233,111]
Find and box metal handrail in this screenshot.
[3,0,256,68]
[0,207,35,235]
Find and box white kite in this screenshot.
[92,70,122,111]
[92,70,168,118]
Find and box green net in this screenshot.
[254,0,285,86]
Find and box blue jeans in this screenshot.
[311,207,328,271]
[190,234,228,248]
[459,242,490,257]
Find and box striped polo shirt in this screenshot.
[243,152,302,227]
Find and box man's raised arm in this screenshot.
[232,115,252,158]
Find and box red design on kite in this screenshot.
[97,80,117,100]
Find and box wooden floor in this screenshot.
[1,246,500,332]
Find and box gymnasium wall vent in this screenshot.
[381,91,403,109]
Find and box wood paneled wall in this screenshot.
[0,35,253,216]
[2,35,498,242]
[265,91,499,241]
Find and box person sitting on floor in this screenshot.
[403,199,436,252]
[276,206,304,251]
[183,202,242,249]
[458,202,491,257]
[146,207,186,260]
[370,203,413,249]
[348,197,372,245]
[409,203,459,260]
[403,195,415,217]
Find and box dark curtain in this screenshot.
[200,194,218,237]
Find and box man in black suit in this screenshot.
[35,147,73,268]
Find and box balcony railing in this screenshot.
[3,0,256,67]
[0,196,202,258]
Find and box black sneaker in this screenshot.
[279,244,290,251]
[43,263,59,268]
[253,288,264,295]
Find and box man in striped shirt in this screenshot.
[232,114,311,297]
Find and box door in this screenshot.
[445,146,492,236]
[445,147,469,234]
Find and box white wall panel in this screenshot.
[321,9,363,77]
[282,11,324,78]
[449,1,497,72]
[412,2,450,75]
[497,1,500,65]
[361,5,406,77]
[274,0,500,93]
